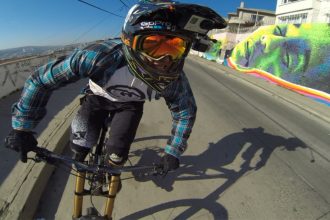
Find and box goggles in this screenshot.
[134,35,188,60]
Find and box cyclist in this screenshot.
[4,0,226,173]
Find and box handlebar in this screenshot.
[31,146,165,176]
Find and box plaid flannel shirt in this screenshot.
[12,39,197,158]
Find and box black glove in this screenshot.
[4,130,38,163]
[160,153,180,175]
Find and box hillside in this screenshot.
[0,45,65,61]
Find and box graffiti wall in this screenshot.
[203,38,223,62]
[0,51,70,98]
[226,23,330,106]
[202,31,252,63]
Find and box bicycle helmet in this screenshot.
[121,0,227,92]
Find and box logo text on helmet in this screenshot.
[140,21,172,30]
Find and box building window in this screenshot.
[278,13,307,24]
[251,14,264,22]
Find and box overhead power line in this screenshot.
[119,0,129,8]
[78,0,125,18]
[71,15,110,44]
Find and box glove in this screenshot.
[160,153,180,175]
[4,130,38,163]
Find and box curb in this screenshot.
[0,96,80,220]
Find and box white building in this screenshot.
[276,0,330,24]
[228,2,276,28]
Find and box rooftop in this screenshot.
[237,7,275,15]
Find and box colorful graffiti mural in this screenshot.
[203,38,223,62]
[227,23,330,106]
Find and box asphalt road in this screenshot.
[34,56,330,220]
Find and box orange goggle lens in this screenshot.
[140,35,187,60]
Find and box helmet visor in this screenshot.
[139,35,187,60]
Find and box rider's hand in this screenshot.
[4,129,37,163]
[160,153,179,174]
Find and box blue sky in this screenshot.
[0,0,276,50]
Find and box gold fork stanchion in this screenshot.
[73,171,86,218]
[104,174,120,219]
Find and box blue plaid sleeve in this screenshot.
[11,49,100,130]
[161,72,197,158]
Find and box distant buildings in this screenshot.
[275,0,330,24]
[227,2,276,32]
[206,2,276,61]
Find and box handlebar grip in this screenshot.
[21,151,28,163]
[31,146,57,163]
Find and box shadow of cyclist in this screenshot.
[124,127,307,219]
[133,127,307,189]
[239,127,307,171]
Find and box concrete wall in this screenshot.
[0,51,71,99]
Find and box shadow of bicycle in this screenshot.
[124,127,307,220]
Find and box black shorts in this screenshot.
[70,95,144,158]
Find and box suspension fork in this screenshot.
[72,171,120,220]
[104,174,121,219]
[72,171,86,218]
